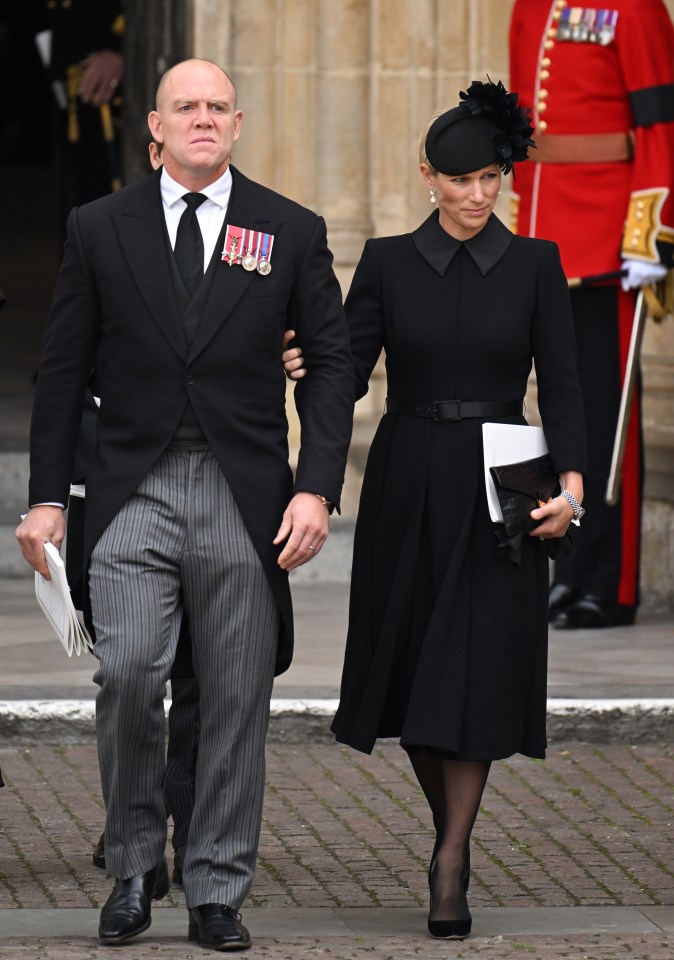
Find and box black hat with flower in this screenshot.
[425,78,535,177]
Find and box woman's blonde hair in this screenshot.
[419,110,447,169]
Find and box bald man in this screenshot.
[17,59,353,949]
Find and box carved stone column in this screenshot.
[315,0,372,277]
[276,0,319,208]
[191,0,233,68]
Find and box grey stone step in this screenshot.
[2,697,674,746]
[0,905,669,939]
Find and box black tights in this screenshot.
[406,749,491,921]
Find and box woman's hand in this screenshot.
[281,329,306,380]
[529,470,584,540]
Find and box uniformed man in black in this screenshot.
[37,0,124,225]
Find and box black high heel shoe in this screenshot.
[427,856,472,940]
[428,913,472,940]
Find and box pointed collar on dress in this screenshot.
[412,211,513,277]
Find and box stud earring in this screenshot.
[429,187,436,204]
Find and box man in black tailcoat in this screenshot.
[17,58,353,950]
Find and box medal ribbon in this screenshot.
[221,226,274,266]
[259,232,274,265]
[222,225,244,264]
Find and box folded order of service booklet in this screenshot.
[35,542,93,657]
[482,422,549,523]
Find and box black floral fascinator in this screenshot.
[459,78,535,175]
[425,78,535,177]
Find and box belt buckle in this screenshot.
[433,400,461,421]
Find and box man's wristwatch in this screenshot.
[560,489,585,526]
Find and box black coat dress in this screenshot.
[331,213,587,760]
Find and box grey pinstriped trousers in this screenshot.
[89,446,279,909]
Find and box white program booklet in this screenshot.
[35,543,93,657]
[482,423,549,523]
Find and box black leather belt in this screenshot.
[386,397,523,421]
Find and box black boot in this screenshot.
[548,583,579,624]
[556,594,636,629]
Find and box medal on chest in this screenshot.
[557,8,619,45]
[222,225,275,274]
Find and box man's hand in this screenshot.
[273,492,329,571]
[15,506,66,580]
[79,50,124,106]
[281,329,306,381]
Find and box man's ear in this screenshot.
[148,111,162,142]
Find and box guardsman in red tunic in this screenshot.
[510,0,674,628]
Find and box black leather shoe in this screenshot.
[98,859,169,945]
[172,844,187,885]
[548,583,579,623]
[188,904,251,951]
[555,594,636,630]
[93,832,106,870]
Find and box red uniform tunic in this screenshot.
[510,0,674,614]
[510,0,674,276]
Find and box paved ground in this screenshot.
[2,740,674,957]
[1,576,674,957]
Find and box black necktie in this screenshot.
[174,192,207,297]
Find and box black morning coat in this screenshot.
[28,166,354,675]
[331,212,588,760]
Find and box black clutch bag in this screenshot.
[489,454,560,538]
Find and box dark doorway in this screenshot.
[0,1,59,451]
[0,0,189,452]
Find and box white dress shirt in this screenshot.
[160,165,232,272]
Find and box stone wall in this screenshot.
[191,0,674,609]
